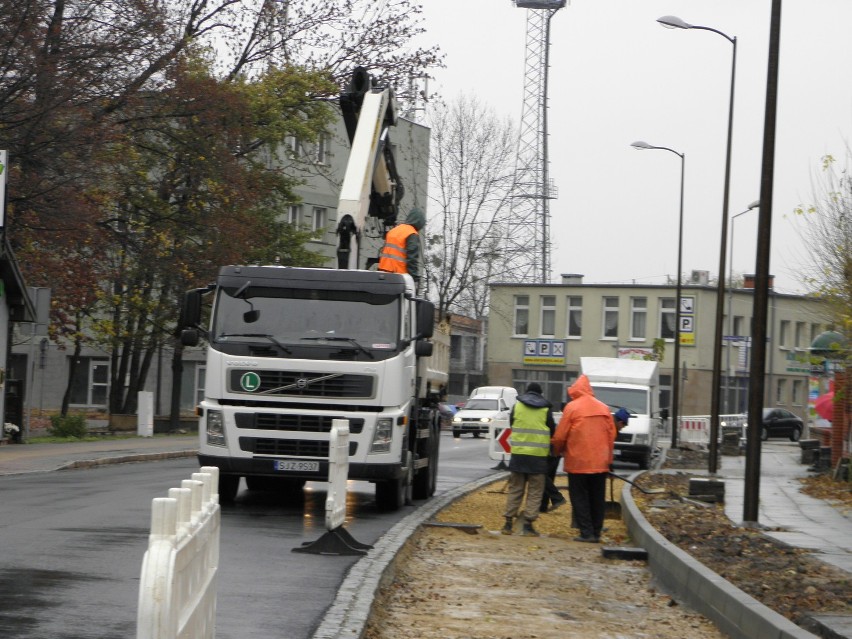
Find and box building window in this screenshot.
[811,323,821,344]
[630,297,647,340]
[513,369,576,407]
[795,322,806,348]
[792,379,804,406]
[312,207,327,233]
[776,378,787,404]
[779,320,790,348]
[451,335,480,369]
[315,133,330,164]
[540,295,556,337]
[660,298,676,341]
[733,315,745,337]
[287,205,301,225]
[567,296,582,338]
[513,296,529,336]
[285,135,300,158]
[602,297,619,339]
[69,357,109,407]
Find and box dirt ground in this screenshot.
[363,476,725,639]
[364,452,852,639]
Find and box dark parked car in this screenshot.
[759,408,804,441]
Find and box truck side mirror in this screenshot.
[415,299,435,339]
[180,289,203,328]
[180,328,200,347]
[415,340,433,357]
[660,408,670,420]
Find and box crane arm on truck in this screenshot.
[336,67,403,270]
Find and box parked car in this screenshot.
[756,408,804,441]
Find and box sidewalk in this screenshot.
[635,441,852,639]
[719,443,852,575]
[0,434,197,475]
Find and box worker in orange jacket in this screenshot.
[378,207,425,284]
[551,374,616,543]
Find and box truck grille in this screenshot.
[239,437,357,457]
[234,413,364,434]
[615,432,633,444]
[229,370,374,398]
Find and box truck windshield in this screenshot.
[590,386,648,415]
[211,286,400,349]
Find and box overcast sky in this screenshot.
[418,0,852,294]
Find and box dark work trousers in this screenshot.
[567,472,607,539]
[539,456,563,511]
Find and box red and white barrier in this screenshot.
[137,466,220,639]
[678,417,710,445]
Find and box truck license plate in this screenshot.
[274,460,319,472]
[613,449,621,457]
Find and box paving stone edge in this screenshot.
[309,471,507,639]
[621,475,819,639]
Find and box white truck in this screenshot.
[179,68,446,511]
[580,357,664,470]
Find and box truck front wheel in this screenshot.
[376,452,413,511]
[219,475,240,503]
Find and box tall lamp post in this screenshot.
[725,200,760,413]
[631,141,685,448]
[658,15,737,474]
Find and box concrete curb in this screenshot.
[621,477,818,639]
[57,450,198,471]
[310,471,507,639]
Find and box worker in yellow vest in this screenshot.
[378,207,425,285]
[502,382,556,537]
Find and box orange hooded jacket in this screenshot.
[551,374,617,474]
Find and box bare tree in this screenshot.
[424,95,517,318]
[794,152,852,331]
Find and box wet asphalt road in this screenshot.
[0,432,500,639]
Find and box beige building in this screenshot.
[487,274,829,422]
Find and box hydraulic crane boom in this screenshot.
[336,67,403,269]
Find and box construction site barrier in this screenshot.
[137,466,221,639]
[679,417,710,444]
[293,420,372,555]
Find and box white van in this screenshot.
[580,357,663,469]
[452,386,518,438]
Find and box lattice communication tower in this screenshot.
[506,1,566,283]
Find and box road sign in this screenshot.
[498,427,512,453]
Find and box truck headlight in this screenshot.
[452,416,462,423]
[370,418,394,454]
[480,417,492,423]
[634,434,649,446]
[206,410,226,447]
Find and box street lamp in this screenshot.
[724,200,760,414]
[631,140,685,448]
[658,15,737,474]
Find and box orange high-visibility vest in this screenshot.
[378,224,418,274]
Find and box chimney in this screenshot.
[742,274,775,290]
[561,273,584,285]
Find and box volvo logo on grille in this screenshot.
[296,378,308,389]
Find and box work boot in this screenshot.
[521,519,539,537]
[501,517,514,535]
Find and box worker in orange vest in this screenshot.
[378,207,425,285]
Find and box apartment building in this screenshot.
[487,273,829,422]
